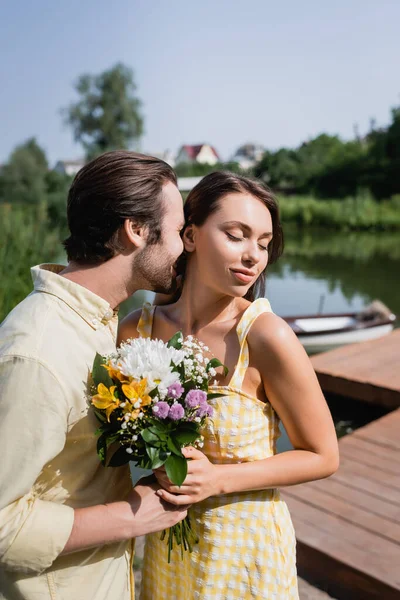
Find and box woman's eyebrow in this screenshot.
[222,220,273,238]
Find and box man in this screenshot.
[0,151,187,599]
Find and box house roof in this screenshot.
[181,144,220,160]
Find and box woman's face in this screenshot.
[185,192,273,297]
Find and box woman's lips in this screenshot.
[230,269,255,284]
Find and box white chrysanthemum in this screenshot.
[113,337,185,396]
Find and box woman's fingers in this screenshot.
[156,489,192,506]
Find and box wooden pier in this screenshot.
[283,331,400,599]
[284,409,400,599]
[310,329,400,408]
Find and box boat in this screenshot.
[284,300,396,354]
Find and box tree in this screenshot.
[254,149,301,191]
[0,138,49,204]
[63,63,144,159]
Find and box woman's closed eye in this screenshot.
[226,232,243,242]
[226,232,268,252]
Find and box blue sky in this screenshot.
[1,0,399,165]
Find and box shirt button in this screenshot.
[91,318,100,327]
[104,308,113,320]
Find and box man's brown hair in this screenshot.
[63,150,177,264]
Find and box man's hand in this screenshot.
[126,480,189,537]
[153,447,220,506]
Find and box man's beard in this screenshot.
[134,245,178,295]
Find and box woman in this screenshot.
[118,171,339,599]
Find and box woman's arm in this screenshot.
[155,313,339,504]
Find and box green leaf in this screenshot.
[206,358,228,377]
[108,445,132,467]
[146,446,168,469]
[97,432,108,466]
[149,426,167,441]
[207,393,226,400]
[165,454,187,486]
[93,408,107,423]
[148,419,170,432]
[142,429,162,444]
[95,424,106,436]
[166,435,183,457]
[92,352,113,388]
[106,433,120,447]
[167,331,183,349]
[173,430,199,446]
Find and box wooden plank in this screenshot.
[304,478,400,523]
[352,428,400,451]
[339,440,400,476]
[284,484,400,544]
[311,330,400,407]
[283,408,400,598]
[337,455,400,493]
[339,431,400,459]
[295,539,400,600]
[286,496,400,597]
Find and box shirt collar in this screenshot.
[31,264,119,330]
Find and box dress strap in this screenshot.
[136,302,156,339]
[228,298,273,389]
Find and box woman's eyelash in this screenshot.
[227,232,268,251]
[226,233,242,242]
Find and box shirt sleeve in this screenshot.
[0,356,75,574]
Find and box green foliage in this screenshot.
[62,63,144,159]
[165,454,187,487]
[255,104,400,200]
[92,353,113,388]
[278,194,400,231]
[0,202,61,322]
[0,138,49,205]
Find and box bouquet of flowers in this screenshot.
[90,331,226,561]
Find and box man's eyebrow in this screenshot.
[222,220,273,238]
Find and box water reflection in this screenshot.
[267,228,400,320]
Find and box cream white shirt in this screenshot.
[0,264,134,600]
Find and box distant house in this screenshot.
[54,160,85,177]
[176,144,220,166]
[231,143,265,170]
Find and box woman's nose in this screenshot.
[242,242,260,265]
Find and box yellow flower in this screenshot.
[121,378,152,412]
[92,383,120,422]
[102,363,128,383]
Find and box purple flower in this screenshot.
[185,389,207,409]
[168,403,185,421]
[196,404,214,418]
[152,401,170,419]
[167,382,184,400]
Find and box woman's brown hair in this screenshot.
[180,171,284,300]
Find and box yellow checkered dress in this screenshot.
[138,299,299,599]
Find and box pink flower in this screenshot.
[152,401,170,419]
[167,382,184,399]
[185,389,207,409]
[169,403,185,421]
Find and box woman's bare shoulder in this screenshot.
[117,308,143,345]
[248,310,301,355]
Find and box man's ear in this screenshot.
[122,219,147,250]
[182,224,196,252]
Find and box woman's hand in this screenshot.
[154,447,220,505]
